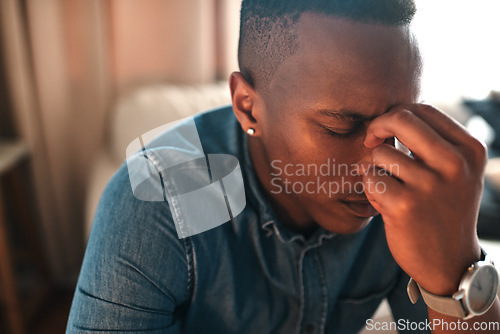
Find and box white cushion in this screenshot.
[109,82,231,162]
[86,82,232,237]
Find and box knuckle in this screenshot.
[468,137,488,165]
[415,103,435,113]
[413,103,443,119]
[418,170,439,194]
[442,151,466,178]
[392,109,414,124]
[397,192,416,215]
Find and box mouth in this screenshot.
[340,199,379,218]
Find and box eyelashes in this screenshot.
[323,123,365,139]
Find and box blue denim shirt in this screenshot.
[67,106,429,334]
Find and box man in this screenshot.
[67,0,500,333]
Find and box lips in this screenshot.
[341,199,379,218]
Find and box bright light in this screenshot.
[412,1,500,101]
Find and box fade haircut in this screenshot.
[238,0,417,90]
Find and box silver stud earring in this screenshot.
[247,128,255,136]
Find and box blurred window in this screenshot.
[413,0,500,100]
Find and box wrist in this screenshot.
[407,247,498,320]
[416,246,482,296]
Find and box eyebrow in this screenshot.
[315,108,378,122]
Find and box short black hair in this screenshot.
[238,0,417,89]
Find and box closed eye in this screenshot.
[323,123,364,139]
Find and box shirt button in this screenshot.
[304,324,316,334]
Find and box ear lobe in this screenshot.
[229,71,259,135]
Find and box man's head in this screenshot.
[238,0,417,90]
[230,0,422,234]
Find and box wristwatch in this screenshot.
[407,248,499,319]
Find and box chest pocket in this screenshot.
[328,279,397,334]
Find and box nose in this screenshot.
[354,143,375,176]
[353,134,398,175]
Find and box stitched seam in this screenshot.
[147,150,187,238]
[296,234,337,334]
[272,222,304,244]
[137,150,194,309]
[296,245,312,334]
[182,237,195,308]
[313,252,328,334]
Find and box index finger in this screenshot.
[364,108,458,170]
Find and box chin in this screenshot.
[309,197,379,234]
[317,213,375,235]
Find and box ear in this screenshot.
[229,72,260,136]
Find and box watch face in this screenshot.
[465,263,499,315]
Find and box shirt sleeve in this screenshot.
[66,164,193,333]
[387,270,430,334]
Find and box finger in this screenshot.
[363,169,406,218]
[371,144,428,184]
[364,108,459,171]
[410,104,488,168]
[410,104,476,146]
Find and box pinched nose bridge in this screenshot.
[126,116,246,239]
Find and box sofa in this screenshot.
[84,82,232,237]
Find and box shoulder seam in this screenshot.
[182,237,196,307]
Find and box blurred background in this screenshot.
[0,0,499,333]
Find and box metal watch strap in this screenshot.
[407,278,467,318]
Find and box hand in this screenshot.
[363,104,487,295]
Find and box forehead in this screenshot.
[267,13,421,116]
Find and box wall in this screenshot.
[0,0,241,283]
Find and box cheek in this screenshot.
[260,112,304,154]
